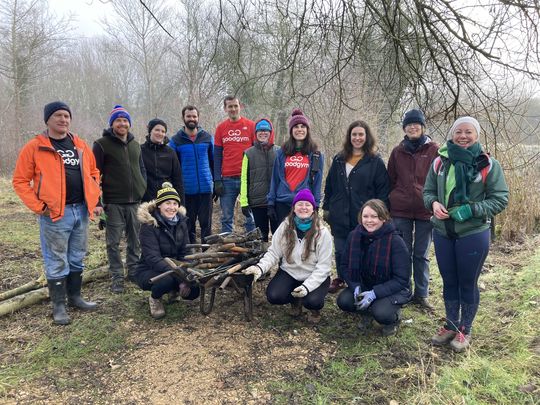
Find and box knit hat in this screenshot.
[44,101,71,123]
[155,182,181,206]
[402,109,426,129]
[109,105,132,127]
[255,119,272,132]
[288,108,310,135]
[292,188,316,208]
[147,118,167,134]
[448,116,481,139]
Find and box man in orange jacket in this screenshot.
[12,101,102,325]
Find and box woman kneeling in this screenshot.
[135,182,199,319]
[244,189,332,323]
[337,199,411,336]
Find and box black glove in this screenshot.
[214,180,224,197]
[242,206,252,217]
[98,212,107,230]
[267,205,277,222]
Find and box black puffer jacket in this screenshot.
[140,136,185,203]
[135,201,190,277]
[322,153,390,239]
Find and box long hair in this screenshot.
[283,209,322,262]
[282,130,319,156]
[342,120,378,161]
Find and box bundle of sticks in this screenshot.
[150,228,266,289]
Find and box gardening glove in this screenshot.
[353,286,361,306]
[449,204,473,223]
[323,210,330,223]
[213,180,224,197]
[267,205,277,222]
[357,290,376,310]
[291,285,309,298]
[242,206,252,217]
[243,265,264,282]
[98,212,107,230]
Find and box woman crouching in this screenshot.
[244,189,332,323]
[337,199,411,336]
[135,182,199,319]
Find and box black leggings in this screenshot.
[137,270,200,300]
[337,288,401,325]
[266,269,330,310]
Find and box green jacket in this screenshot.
[423,143,509,238]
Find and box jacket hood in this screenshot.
[255,118,275,146]
[438,142,449,158]
[137,201,187,227]
[102,127,135,143]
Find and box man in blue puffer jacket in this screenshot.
[168,105,214,243]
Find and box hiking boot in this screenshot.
[431,327,457,346]
[168,290,180,303]
[413,295,434,311]
[66,272,97,311]
[307,310,321,324]
[382,321,400,337]
[149,296,165,319]
[450,329,471,352]
[357,314,372,331]
[328,278,345,294]
[47,278,70,325]
[111,278,124,294]
[290,298,303,317]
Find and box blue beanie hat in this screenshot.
[109,105,132,127]
[402,109,426,129]
[255,119,272,132]
[44,101,71,123]
[292,188,316,208]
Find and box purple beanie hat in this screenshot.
[292,189,316,207]
[288,108,310,135]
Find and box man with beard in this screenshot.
[168,105,214,243]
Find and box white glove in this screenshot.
[243,265,263,282]
[291,285,308,298]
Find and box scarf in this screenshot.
[403,135,427,153]
[446,140,482,204]
[294,215,312,232]
[346,223,394,288]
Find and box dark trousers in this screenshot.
[266,269,330,310]
[184,193,213,243]
[252,206,279,242]
[275,202,291,226]
[337,288,401,325]
[333,236,347,279]
[136,270,200,300]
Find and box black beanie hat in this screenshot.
[147,118,167,134]
[402,109,426,129]
[44,101,72,123]
[155,182,181,206]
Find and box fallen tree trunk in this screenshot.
[0,275,46,301]
[0,265,109,317]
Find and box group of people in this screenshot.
[12,97,508,353]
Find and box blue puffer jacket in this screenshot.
[267,148,324,207]
[169,127,214,195]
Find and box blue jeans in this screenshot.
[219,177,255,233]
[39,203,88,280]
[393,217,433,298]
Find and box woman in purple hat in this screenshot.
[244,189,332,323]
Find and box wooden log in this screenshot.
[0,274,47,302]
[0,266,109,317]
[184,251,238,260]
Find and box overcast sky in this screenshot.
[49,0,113,37]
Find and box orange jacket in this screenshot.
[12,133,101,222]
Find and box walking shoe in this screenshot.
[450,328,471,352]
[111,278,124,294]
[328,278,345,294]
[381,321,400,337]
[148,296,165,319]
[289,298,303,317]
[168,290,180,303]
[357,314,372,331]
[307,310,321,324]
[431,327,457,346]
[413,295,434,311]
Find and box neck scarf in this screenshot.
[294,216,312,232]
[446,140,482,203]
[403,135,427,153]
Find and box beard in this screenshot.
[184,120,197,130]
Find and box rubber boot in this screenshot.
[47,278,70,325]
[67,272,97,311]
